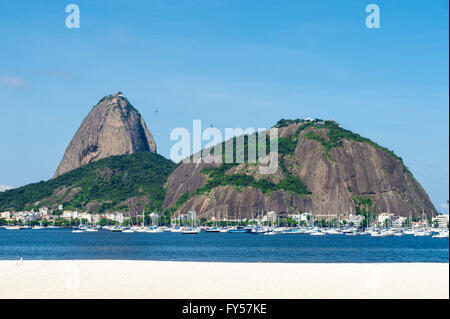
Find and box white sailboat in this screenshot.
[181,228,200,234]
[5,225,20,230]
[371,230,394,237]
[324,228,341,235]
[32,221,44,230]
[72,216,85,233]
[181,210,200,234]
[146,227,164,233]
[310,228,326,236]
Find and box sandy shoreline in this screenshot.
[0,260,448,299]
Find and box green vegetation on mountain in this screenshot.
[0,153,177,212]
[352,195,378,217]
[275,118,401,161]
[176,129,312,207]
[197,162,310,197]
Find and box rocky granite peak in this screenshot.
[54,92,156,177]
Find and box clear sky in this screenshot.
[0,0,448,212]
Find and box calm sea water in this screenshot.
[0,228,448,263]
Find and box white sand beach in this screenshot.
[0,260,448,299]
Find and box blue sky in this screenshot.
[0,0,448,212]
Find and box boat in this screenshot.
[85,227,98,232]
[251,226,271,235]
[366,228,380,235]
[181,228,200,234]
[122,228,135,233]
[5,226,21,230]
[205,227,220,233]
[370,232,382,237]
[72,229,85,233]
[264,231,276,235]
[227,226,250,233]
[303,227,318,234]
[250,228,267,235]
[323,228,342,235]
[146,227,163,233]
[413,211,432,237]
[392,228,404,236]
[282,228,304,234]
[310,230,326,236]
[432,231,449,238]
[273,227,285,233]
[345,231,360,236]
[371,230,395,237]
[414,230,431,237]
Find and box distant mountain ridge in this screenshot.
[54,92,156,177]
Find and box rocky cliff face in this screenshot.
[54,92,156,177]
[162,121,436,219]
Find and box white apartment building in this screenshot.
[377,213,394,225]
[62,211,76,219]
[434,215,449,229]
[0,211,11,219]
[347,214,364,227]
[186,211,197,221]
[92,214,101,223]
[288,212,312,224]
[392,216,407,228]
[267,211,277,222]
[78,212,92,223]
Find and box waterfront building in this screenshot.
[347,214,364,227]
[434,215,449,229]
[392,216,407,228]
[0,211,11,219]
[377,213,394,225]
[186,211,197,221]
